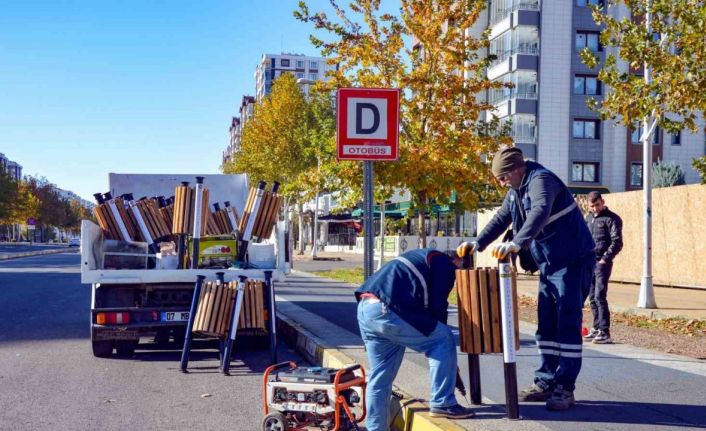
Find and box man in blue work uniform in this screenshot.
[355,248,474,431]
[459,147,595,410]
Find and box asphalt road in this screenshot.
[276,271,706,431]
[0,253,303,431]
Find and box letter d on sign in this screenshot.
[356,103,380,134]
[347,97,387,139]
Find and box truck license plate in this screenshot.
[161,311,189,322]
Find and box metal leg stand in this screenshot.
[264,270,277,364]
[468,354,482,405]
[222,275,247,375]
[180,275,206,373]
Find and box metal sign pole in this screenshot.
[498,256,519,420]
[363,161,374,280]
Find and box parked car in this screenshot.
[68,238,80,247]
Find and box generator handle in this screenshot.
[262,361,297,415]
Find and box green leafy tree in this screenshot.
[0,171,18,224]
[295,0,509,246]
[693,156,706,184]
[652,159,686,188]
[581,0,706,137]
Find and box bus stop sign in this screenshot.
[336,88,400,161]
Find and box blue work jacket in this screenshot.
[478,161,595,273]
[355,249,457,336]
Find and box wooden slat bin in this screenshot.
[456,267,521,354]
[192,280,267,338]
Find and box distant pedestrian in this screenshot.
[355,248,474,431]
[584,191,623,344]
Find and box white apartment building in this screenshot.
[254,53,335,102]
[0,152,22,181]
[472,0,705,192]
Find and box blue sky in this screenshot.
[0,0,342,201]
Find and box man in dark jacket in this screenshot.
[355,248,474,431]
[459,147,595,411]
[583,191,623,344]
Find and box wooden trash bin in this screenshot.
[192,280,267,339]
[456,267,521,354]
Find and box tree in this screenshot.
[581,0,706,308]
[652,159,685,188]
[581,0,706,136]
[295,0,509,246]
[223,73,320,201]
[693,156,706,184]
[0,171,18,224]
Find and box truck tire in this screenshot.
[262,412,288,431]
[115,340,137,357]
[92,340,114,357]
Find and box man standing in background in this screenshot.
[584,191,623,344]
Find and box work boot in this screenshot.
[546,387,575,411]
[518,383,552,402]
[583,328,599,341]
[429,404,475,419]
[592,329,613,344]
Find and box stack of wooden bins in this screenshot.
[133,198,171,242]
[192,280,266,339]
[172,183,210,236]
[238,186,282,241]
[157,198,174,233]
[93,196,140,241]
[456,267,520,354]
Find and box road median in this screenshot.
[0,248,71,261]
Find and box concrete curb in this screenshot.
[276,311,466,431]
[0,249,71,261]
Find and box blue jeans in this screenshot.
[357,298,457,431]
[535,254,595,392]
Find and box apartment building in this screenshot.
[254,53,334,102]
[0,152,22,181]
[223,96,256,167]
[474,0,704,192]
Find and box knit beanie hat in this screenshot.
[491,147,525,177]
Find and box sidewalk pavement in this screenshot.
[293,250,706,321]
[0,243,74,261]
[276,251,706,431]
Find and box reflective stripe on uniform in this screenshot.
[396,256,428,308]
[544,201,578,227]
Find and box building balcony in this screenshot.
[488,53,538,80]
[489,0,541,28]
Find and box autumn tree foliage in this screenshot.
[223,73,322,202]
[296,0,509,245]
[581,0,706,138]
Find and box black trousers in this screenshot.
[589,261,612,331]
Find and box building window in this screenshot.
[295,72,304,79]
[631,124,660,145]
[573,119,600,139]
[576,0,602,6]
[309,73,318,81]
[574,75,601,95]
[572,162,599,182]
[671,131,681,146]
[630,163,643,187]
[296,60,304,68]
[310,60,318,69]
[576,31,601,52]
[280,59,290,67]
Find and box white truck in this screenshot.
[81,173,287,357]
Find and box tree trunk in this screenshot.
[298,203,305,254]
[418,208,427,248]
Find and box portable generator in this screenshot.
[262,362,366,431]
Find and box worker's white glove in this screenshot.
[456,241,479,258]
[491,241,520,259]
